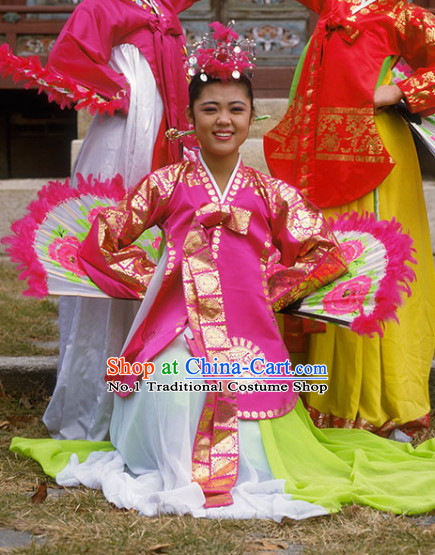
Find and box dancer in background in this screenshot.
[264,0,435,440]
[43,0,199,441]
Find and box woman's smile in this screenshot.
[187,80,253,167]
[213,129,235,140]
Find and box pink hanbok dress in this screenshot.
[57,154,346,516]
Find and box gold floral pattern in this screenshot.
[304,401,431,439]
[86,157,349,508]
[264,0,435,207]
[264,181,347,311]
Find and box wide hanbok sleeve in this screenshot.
[79,166,177,299]
[48,0,135,114]
[267,181,348,311]
[395,3,435,116]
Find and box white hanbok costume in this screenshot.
[43,46,163,440]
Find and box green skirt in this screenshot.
[260,400,435,514]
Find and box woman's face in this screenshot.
[187,80,253,163]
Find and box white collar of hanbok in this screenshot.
[199,152,242,203]
[351,0,378,14]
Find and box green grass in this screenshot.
[0,263,58,356]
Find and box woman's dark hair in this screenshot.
[188,72,254,112]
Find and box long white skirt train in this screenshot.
[57,330,328,521]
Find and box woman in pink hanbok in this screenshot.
[10,22,435,521]
[65,68,349,517]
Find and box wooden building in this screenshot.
[0,0,433,178]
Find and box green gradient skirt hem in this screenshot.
[260,400,435,514]
[10,399,435,515]
[10,437,114,479]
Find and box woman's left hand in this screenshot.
[373,84,404,114]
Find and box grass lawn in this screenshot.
[0,263,58,357]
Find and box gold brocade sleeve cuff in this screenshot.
[398,70,435,115]
[395,3,435,116]
[80,163,183,298]
[267,180,348,312]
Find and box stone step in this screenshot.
[0,178,56,256]
[0,356,57,398]
[250,98,288,139]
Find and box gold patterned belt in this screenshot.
[182,202,251,507]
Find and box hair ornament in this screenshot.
[187,21,256,82]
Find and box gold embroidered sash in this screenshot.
[182,202,251,507]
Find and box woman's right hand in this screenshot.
[373,84,404,114]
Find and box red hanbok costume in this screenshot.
[264,0,435,437]
[43,0,198,442]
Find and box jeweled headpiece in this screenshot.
[187,21,256,82]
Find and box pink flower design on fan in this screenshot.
[48,236,86,276]
[152,236,162,251]
[87,206,106,224]
[323,275,372,315]
[394,59,412,78]
[341,239,364,264]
